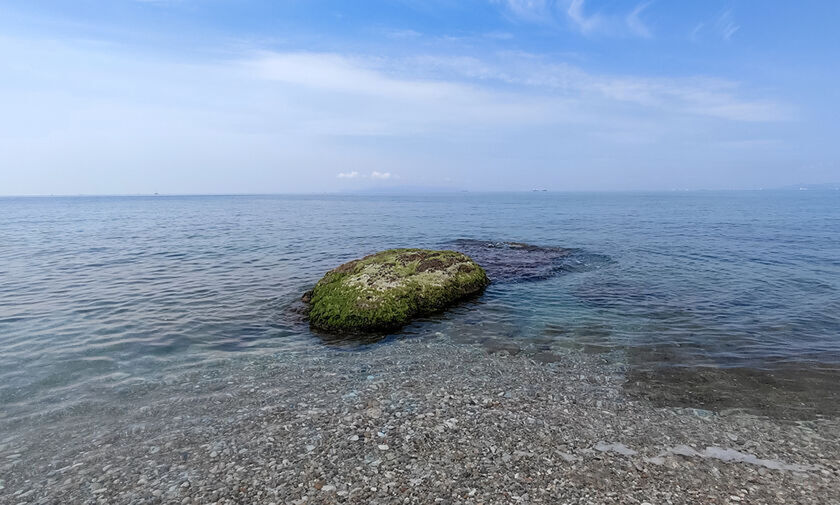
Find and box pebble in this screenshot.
[1,340,836,505]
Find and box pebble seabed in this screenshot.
[1,337,839,505]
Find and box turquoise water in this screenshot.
[1,192,839,420]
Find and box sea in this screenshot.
[1,191,839,423]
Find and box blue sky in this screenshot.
[1,0,838,194]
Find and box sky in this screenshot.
[1,0,839,194]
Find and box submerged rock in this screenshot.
[449,239,580,282]
[305,249,489,332]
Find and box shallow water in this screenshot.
[1,191,839,422]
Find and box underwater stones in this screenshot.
[305,249,489,332]
[449,240,576,282]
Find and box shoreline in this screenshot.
[2,337,838,504]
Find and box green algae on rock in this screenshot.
[305,249,490,332]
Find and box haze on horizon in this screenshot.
[1,0,838,196]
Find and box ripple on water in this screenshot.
[0,193,839,424]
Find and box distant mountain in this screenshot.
[774,183,840,191]
[346,185,467,195]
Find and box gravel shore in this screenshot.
[2,337,838,505]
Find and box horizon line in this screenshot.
[2,187,838,198]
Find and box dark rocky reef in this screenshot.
[447,239,605,283]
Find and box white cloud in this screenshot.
[385,29,422,39]
[495,0,654,38]
[246,52,463,101]
[403,53,789,122]
[247,50,788,123]
[690,22,705,42]
[485,31,515,40]
[244,51,558,136]
[716,9,740,41]
[566,0,603,34]
[337,171,395,180]
[626,2,653,39]
[689,10,739,43]
[499,0,552,23]
[0,34,795,195]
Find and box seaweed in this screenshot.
[306,249,489,332]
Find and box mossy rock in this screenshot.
[305,249,490,332]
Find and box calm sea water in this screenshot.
[1,192,839,422]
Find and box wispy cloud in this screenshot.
[484,31,515,40]
[689,22,705,42]
[132,0,183,4]
[626,1,653,39]
[566,0,603,34]
[495,0,654,38]
[689,10,740,43]
[385,28,422,40]
[248,50,788,125]
[716,9,740,41]
[495,0,554,24]
[0,33,794,194]
[402,52,789,122]
[244,51,555,135]
[247,52,465,101]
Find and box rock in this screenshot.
[447,239,600,282]
[594,442,637,456]
[305,249,489,332]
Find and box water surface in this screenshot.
[1,191,839,422]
